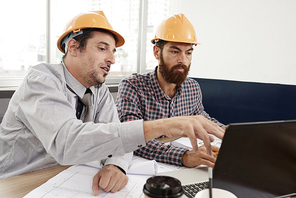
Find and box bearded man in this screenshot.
[115,13,226,168]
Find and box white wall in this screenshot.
[169,0,296,85]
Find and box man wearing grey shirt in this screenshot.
[0,11,224,195]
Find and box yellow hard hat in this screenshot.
[151,13,200,45]
[57,11,125,53]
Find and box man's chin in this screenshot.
[169,76,187,85]
[95,77,106,87]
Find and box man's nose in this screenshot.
[178,52,187,64]
[106,51,115,65]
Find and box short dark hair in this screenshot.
[62,29,118,59]
[154,39,168,51]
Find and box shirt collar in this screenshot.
[62,61,94,98]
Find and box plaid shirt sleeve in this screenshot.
[116,77,187,166]
[134,139,187,166]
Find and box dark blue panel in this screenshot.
[192,78,296,125]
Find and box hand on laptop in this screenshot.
[182,145,220,168]
[144,115,225,155]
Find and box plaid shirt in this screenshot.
[116,67,223,166]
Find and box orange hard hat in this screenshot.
[57,11,125,53]
[151,13,200,45]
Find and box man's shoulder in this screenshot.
[26,63,66,86]
[184,77,200,87]
[32,62,63,71]
[118,72,154,96]
[30,63,64,78]
[180,78,202,94]
[121,72,152,86]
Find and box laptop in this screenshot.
[157,120,296,198]
[213,120,296,198]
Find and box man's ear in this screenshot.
[67,39,78,56]
[153,45,160,60]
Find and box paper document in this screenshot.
[24,165,149,198]
[24,156,159,198]
[85,156,158,175]
[127,156,158,175]
[171,136,222,150]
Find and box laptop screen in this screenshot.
[213,120,296,198]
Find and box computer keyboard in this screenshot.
[182,181,209,198]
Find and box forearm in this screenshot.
[38,119,144,165]
[134,139,187,166]
[143,119,168,142]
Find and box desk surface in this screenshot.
[0,137,177,198]
[0,165,70,198]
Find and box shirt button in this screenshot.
[108,155,112,158]
[138,145,142,148]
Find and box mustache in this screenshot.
[159,63,188,71]
[171,64,187,71]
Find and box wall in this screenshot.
[169,0,296,85]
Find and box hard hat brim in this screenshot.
[57,27,125,54]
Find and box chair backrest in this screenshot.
[193,77,296,124]
[0,91,13,123]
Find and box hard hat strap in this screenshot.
[60,30,84,53]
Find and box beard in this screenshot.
[158,53,190,86]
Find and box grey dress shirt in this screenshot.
[0,63,146,179]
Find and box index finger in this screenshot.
[196,129,212,156]
[187,127,199,153]
[92,172,101,196]
[196,115,225,140]
[208,122,225,140]
[191,120,212,155]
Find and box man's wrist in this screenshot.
[181,150,189,166]
[143,119,165,142]
[114,165,126,175]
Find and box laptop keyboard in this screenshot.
[182,181,209,198]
